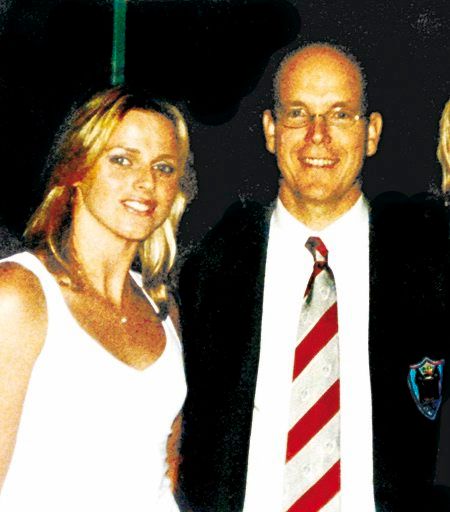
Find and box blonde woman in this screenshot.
[438,99,450,194]
[0,88,194,511]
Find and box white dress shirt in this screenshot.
[243,195,375,511]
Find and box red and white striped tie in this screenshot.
[283,236,340,512]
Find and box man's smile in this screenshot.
[299,156,339,168]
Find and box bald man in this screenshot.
[178,44,449,511]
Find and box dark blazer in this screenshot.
[177,193,450,511]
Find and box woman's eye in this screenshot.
[153,162,175,174]
[109,155,132,167]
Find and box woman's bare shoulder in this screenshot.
[0,261,48,355]
[0,262,48,486]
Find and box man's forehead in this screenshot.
[276,45,364,107]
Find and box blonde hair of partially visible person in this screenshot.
[437,99,450,193]
[24,87,195,315]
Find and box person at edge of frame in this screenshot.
[176,42,450,511]
[438,98,450,201]
[434,97,450,499]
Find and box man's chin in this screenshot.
[296,186,337,204]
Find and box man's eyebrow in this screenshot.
[276,100,307,109]
[278,100,359,109]
[153,153,178,162]
[330,101,357,108]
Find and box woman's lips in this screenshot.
[121,199,156,216]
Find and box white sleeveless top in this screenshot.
[0,252,186,512]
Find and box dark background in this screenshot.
[0,0,449,250]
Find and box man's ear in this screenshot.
[366,112,383,157]
[262,109,276,154]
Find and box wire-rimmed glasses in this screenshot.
[276,105,366,129]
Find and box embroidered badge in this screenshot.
[407,357,445,420]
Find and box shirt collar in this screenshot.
[272,194,369,256]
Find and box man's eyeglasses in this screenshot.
[276,106,366,129]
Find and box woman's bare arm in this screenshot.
[168,293,181,338]
[166,295,183,491]
[166,413,183,492]
[0,263,47,489]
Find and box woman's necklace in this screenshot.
[79,277,131,327]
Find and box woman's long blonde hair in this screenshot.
[24,87,195,314]
[437,99,450,193]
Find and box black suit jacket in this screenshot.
[178,193,449,511]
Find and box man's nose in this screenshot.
[304,115,331,145]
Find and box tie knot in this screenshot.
[305,236,328,263]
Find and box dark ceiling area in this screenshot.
[0,0,449,246]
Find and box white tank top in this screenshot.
[0,252,186,512]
